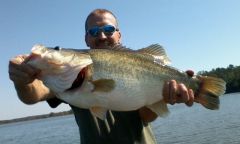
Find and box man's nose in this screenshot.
[98,31,107,39]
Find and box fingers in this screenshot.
[185,70,194,77]
[185,89,194,106]
[163,80,177,105]
[176,83,189,103]
[169,80,177,105]
[8,55,40,85]
[163,80,195,107]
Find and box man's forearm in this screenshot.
[14,79,53,104]
[139,107,158,123]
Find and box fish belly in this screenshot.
[92,77,165,111]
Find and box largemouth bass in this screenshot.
[26,44,226,120]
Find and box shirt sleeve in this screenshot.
[46,97,64,108]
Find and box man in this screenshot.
[9,9,194,144]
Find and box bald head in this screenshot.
[85,9,119,33]
[84,9,121,49]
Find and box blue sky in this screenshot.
[1,0,239,120]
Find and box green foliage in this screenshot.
[198,65,240,94]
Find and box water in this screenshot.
[0,93,240,144]
[0,115,79,144]
[152,93,240,144]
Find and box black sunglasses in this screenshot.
[87,25,118,37]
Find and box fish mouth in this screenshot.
[66,67,86,91]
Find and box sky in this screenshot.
[0,0,239,120]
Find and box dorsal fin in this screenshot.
[107,44,133,51]
[137,44,171,65]
[98,43,171,65]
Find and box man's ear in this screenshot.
[117,31,121,43]
[85,34,89,47]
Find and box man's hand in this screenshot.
[8,54,41,85]
[8,54,53,104]
[139,70,195,123]
[163,70,195,107]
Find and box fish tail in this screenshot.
[195,76,226,110]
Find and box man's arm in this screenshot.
[139,106,158,123]
[9,55,55,104]
[139,70,195,123]
[13,79,55,104]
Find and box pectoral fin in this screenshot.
[91,79,115,92]
[146,100,169,117]
[90,106,108,120]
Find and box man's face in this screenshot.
[85,13,121,49]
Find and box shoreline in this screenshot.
[1,93,239,125]
[0,110,73,125]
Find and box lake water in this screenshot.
[0,93,240,144]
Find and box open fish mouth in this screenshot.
[66,67,86,91]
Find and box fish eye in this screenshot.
[54,46,60,51]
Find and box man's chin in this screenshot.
[95,45,113,49]
[94,46,105,49]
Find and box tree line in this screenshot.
[198,64,240,94]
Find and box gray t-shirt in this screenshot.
[71,105,157,144]
[47,98,156,144]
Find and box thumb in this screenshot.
[186,70,194,77]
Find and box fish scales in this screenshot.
[26,44,226,120]
[89,49,194,89]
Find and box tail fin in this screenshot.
[195,76,226,110]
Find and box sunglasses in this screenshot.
[87,25,118,37]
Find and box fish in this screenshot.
[26,44,226,120]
